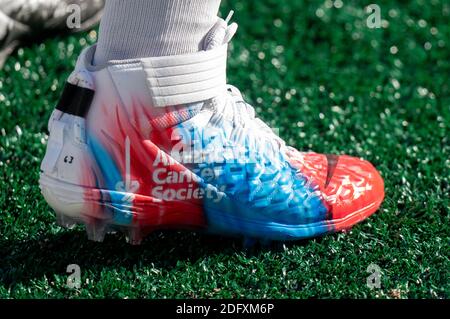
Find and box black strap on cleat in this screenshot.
[56,82,95,118]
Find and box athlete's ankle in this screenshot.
[93,0,221,66]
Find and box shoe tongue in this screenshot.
[203,17,238,50]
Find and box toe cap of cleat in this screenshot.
[323,155,385,226]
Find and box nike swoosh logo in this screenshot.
[325,154,339,188]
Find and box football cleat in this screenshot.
[39,15,384,244]
[0,0,104,68]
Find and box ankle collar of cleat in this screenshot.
[78,42,229,108]
[139,44,228,107]
[76,14,236,108]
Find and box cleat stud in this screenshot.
[55,213,77,229]
[125,228,143,245]
[243,237,257,249]
[85,219,107,242]
[260,239,272,247]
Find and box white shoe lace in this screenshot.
[207,84,286,160]
[203,11,287,158]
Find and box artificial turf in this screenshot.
[0,0,448,299]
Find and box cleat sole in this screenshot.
[41,173,384,244]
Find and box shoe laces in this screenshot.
[207,84,286,161]
[203,11,286,159]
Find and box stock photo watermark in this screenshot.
[66,264,81,289]
[103,122,374,207]
[366,4,382,29]
[366,263,382,289]
[66,4,81,30]
[65,3,384,33]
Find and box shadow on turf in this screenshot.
[0,229,315,287]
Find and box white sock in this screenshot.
[94,0,222,66]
